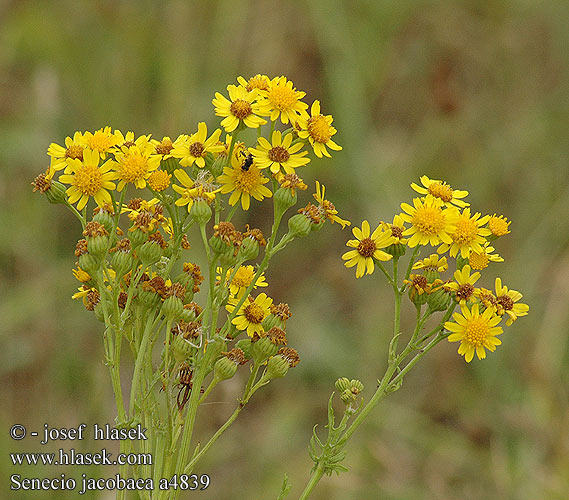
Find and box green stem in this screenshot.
[297,463,326,500]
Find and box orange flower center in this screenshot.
[244,303,264,324]
[189,142,205,158]
[428,182,453,203]
[230,99,253,119]
[307,115,332,143]
[232,267,254,288]
[497,295,514,311]
[357,237,376,258]
[65,145,84,160]
[234,168,262,193]
[456,283,475,302]
[268,146,290,164]
[246,76,269,92]
[155,138,173,155]
[147,170,171,192]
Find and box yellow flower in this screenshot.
[412,254,448,273]
[468,241,503,270]
[217,163,272,210]
[313,181,350,228]
[218,265,268,297]
[438,208,492,258]
[212,85,267,132]
[171,122,224,168]
[226,293,273,337]
[59,148,118,210]
[445,304,503,362]
[399,197,459,247]
[172,169,219,212]
[257,76,309,124]
[494,278,529,326]
[147,170,172,192]
[381,214,408,245]
[250,131,310,175]
[81,126,120,158]
[276,172,308,196]
[296,100,342,158]
[411,175,469,207]
[150,136,176,159]
[72,266,92,283]
[445,265,481,306]
[47,131,85,171]
[487,214,511,238]
[237,74,271,93]
[112,130,152,152]
[342,220,393,278]
[112,141,161,191]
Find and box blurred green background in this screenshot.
[1,0,568,499]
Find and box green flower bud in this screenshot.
[129,228,148,248]
[235,339,253,359]
[350,379,364,393]
[203,338,227,368]
[93,211,114,234]
[288,213,312,238]
[273,186,297,213]
[209,234,231,254]
[78,253,101,275]
[138,288,161,309]
[251,336,279,363]
[427,288,451,312]
[210,155,226,178]
[217,247,238,268]
[191,200,212,225]
[45,181,67,204]
[239,237,259,261]
[87,235,109,258]
[213,356,238,381]
[385,243,406,258]
[162,296,183,320]
[424,269,440,283]
[171,334,195,362]
[335,377,351,392]
[262,314,282,331]
[111,250,133,277]
[456,255,469,270]
[139,240,162,266]
[265,355,289,379]
[340,388,356,404]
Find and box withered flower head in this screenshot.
[264,326,287,346]
[85,288,101,311]
[172,320,202,339]
[270,303,292,322]
[243,225,266,246]
[213,221,237,245]
[31,172,51,193]
[83,221,109,238]
[222,348,247,365]
[148,231,167,249]
[93,203,115,216]
[75,239,89,257]
[167,282,186,300]
[298,203,322,224]
[278,347,300,368]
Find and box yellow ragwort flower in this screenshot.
[59,148,118,210]
[494,278,529,326]
[445,304,503,362]
[411,175,469,207]
[313,181,350,228]
[217,163,272,210]
[399,197,459,247]
[112,141,161,191]
[226,293,273,337]
[147,170,172,192]
[250,131,310,175]
[218,265,268,298]
[171,122,224,168]
[237,74,271,93]
[381,214,408,245]
[257,76,309,125]
[112,130,152,152]
[487,214,511,238]
[468,241,503,270]
[81,126,120,158]
[172,169,219,212]
[438,208,491,258]
[150,136,176,159]
[412,254,448,273]
[445,265,481,306]
[212,85,267,132]
[296,100,342,158]
[342,220,393,278]
[47,131,86,171]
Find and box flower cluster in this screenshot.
[343,175,528,362]
[33,74,348,437]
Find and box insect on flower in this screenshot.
[239,150,254,171]
[176,362,204,411]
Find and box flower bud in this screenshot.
[111,250,133,277]
[288,213,312,238]
[162,295,183,320]
[235,338,253,359]
[265,355,290,379]
[139,240,162,266]
[384,243,406,258]
[335,377,351,392]
[209,234,231,254]
[251,336,279,363]
[427,288,451,312]
[45,181,67,205]
[93,211,114,234]
[273,186,297,213]
[171,333,195,362]
[161,157,181,175]
[78,253,101,275]
[210,155,225,177]
[191,200,212,225]
[213,356,238,381]
[129,227,148,248]
[87,235,109,258]
[239,236,259,261]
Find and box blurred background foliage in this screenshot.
[1,0,568,498]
